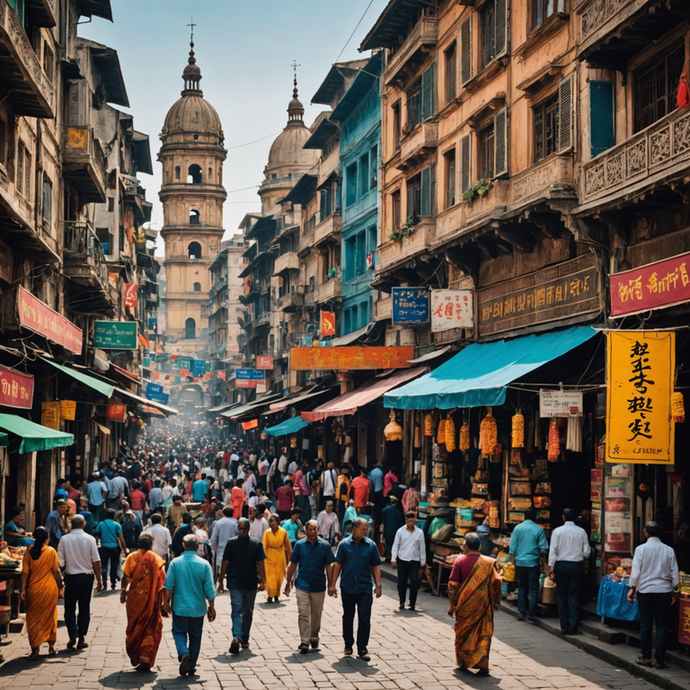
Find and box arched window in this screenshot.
[187,164,202,184]
[175,166,180,180]
[185,318,196,339]
[188,242,202,259]
[193,282,201,292]
[189,209,200,225]
[208,167,213,180]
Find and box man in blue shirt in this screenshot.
[285,520,335,653]
[369,462,385,525]
[107,469,129,510]
[192,473,209,502]
[46,499,69,549]
[330,517,382,660]
[509,507,549,621]
[87,473,107,524]
[164,534,216,677]
[148,479,163,511]
[94,509,128,590]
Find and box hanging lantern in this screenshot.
[512,412,525,449]
[459,419,470,451]
[414,425,421,448]
[290,436,297,449]
[672,392,685,423]
[384,411,403,442]
[424,413,434,436]
[445,416,456,452]
[437,419,447,445]
[480,410,497,457]
[547,418,560,462]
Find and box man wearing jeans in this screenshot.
[94,509,128,590]
[509,507,548,621]
[391,512,426,611]
[627,521,679,669]
[163,534,217,676]
[284,520,335,653]
[218,518,266,654]
[548,508,591,634]
[330,517,382,660]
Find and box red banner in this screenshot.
[320,311,336,337]
[610,252,690,316]
[0,364,34,409]
[218,370,226,381]
[124,283,138,308]
[236,378,256,388]
[241,419,258,431]
[257,356,274,370]
[290,346,415,371]
[106,403,127,422]
[18,287,83,354]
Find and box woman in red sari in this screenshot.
[447,532,502,676]
[120,532,166,672]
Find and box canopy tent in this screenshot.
[114,387,179,416]
[42,358,115,397]
[268,388,336,413]
[302,367,427,422]
[221,394,282,420]
[0,414,74,454]
[384,326,598,410]
[264,416,311,437]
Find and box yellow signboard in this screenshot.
[41,402,61,431]
[60,400,77,421]
[606,331,675,464]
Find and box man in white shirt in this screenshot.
[278,450,288,478]
[210,506,239,576]
[321,462,338,511]
[57,515,103,650]
[548,508,591,634]
[149,513,173,563]
[391,512,426,611]
[248,505,269,541]
[627,521,679,669]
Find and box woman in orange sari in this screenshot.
[262,514,292,603]
[20,527,62,659]
[447,532,502,676]
[120,532,166,672]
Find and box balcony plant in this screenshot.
[463,179,492,206]
[388,221,415,244]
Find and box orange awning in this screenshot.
[301,367,426,422]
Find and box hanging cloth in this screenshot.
[566,415,582,453]
[678,31,690,108]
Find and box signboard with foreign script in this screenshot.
[257,356,274,370]
[123,283,138,309]
[392,288,430,324]
[41,402,60,430]
[0,364,34,409]
[477,254,599,337]
[18,287,83,354]
[145,382,169,405]
[610,252,690,317]
[106,403,127,422]
[539,390,584,417]
[290,347,415,370]
[236,369,266,381]
[60,400,77,421]
[94,321,138,350]
[179,358,192,372]
[431,289,473,332]
[606,331,675,464]
[192,360,205,378]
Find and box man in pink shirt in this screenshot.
[349,469,370,514]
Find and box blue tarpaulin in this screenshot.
[384,326,598,410]
[264,416,310,437]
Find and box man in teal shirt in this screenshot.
[164,534,216,676]
[94,509,128,590]
[509,507,548,621]
[192,473,209,502]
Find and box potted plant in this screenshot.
[462,179,493,206]
[388,221,415,244]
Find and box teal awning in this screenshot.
[0,433,8,447]
[42,358,115,398]
[0,414,74,454]
[264,416,310,437]
[384,326,598,410]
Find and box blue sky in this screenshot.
[81,0,389,249]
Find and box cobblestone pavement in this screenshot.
[0,584,661,690]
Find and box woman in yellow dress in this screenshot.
[20,527,62,660]
[262,513,292,603]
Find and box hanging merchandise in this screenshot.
[445,416,456,452]
[384,411,403,442]
[424,413,434,436]
[290,436,297,449]
[414,424,421,449]
[672,392,686,423]
[547,418,561,462]
[511,412,525,449]
[459,419,470,452]
[437,419,447,445]
[480,409,498,458]
[566,415,582,452]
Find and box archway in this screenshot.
[189,209,200,225]
[193,282,201,292]
[187,164,202,184]
[185,317,196,339]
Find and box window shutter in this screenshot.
[495,0,508,59]
[407,182,415,221]
[16,143,24,194]
[422,62,437,119]
[421,166,431,218]
[460,16,473,86]
[42,175,52,228]
[431,61,438,116]
[589,81,615,158]
[558,73,575,154]
[494,107,508,177]
[460,133,472,193]
[24,150,31,200]
[430,163,436,216]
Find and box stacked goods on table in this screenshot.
[0,542,24,569]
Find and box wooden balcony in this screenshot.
[314,211,342,248]
[377,217,435,272]
[281,290,305,313]
[318,147,339,187]
[62,126,107,204]
[273,251,299,276]
[384,15,438,87]
[314,278,342,304]
[397,121,438,170]
[580,107,690,210]
[510,156,573,207]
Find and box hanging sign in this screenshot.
[179,357,192,371]
[192,360,205,378]
[242,419,258,431]
[106,403,127,422]
[430,289,474,332]
[94,321,138,349]
[320,311,336,336]
[539,390,584,417]
[60,400,77,421]
[123,283,138,309]
[145,382,170,405]
[290,346,415,370]
[392,287,429,324]
[0,364,34,409]
[18,287,83,354]
[41,402,60,430]
[606,330,675,464]
[218,370,226,381]
[236,369,266,381]
[257,356,274,370]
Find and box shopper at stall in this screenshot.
[627,521,680,669]
[447,532,502,676]
[402,479,421,514]
[548,508,591,635]
[4,506,34,546]
[508,507,548,621]
[391,511,426,611]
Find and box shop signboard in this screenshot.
[242,419,258,431]
[18,287,83,354]
[94,321,138,350]
[610,252,690,317]
[430,289,473,332]
[236,378,256,389]
[606,330,675,464]
[145,382,169,405]
[41,402,60,430]
[257,356,274,370]
[192,359,205,378]
[290,346,415,370]
[106,403,127,422]
[236,369,265,381]
[60,401,77,421]
[477,254,599,337]
[179,358,192,371]
[539,390,584,417]
[392,288,429,324]
[0,364,34,409]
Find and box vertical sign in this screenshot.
[41,402,61,430]
[320,311,336,337]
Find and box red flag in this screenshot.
[218,370,226,380]
[124,283,138,308]
[679,32,690,108]
[320,311,336,337]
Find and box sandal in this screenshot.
[636,657,652,667]
[28,648,40,661]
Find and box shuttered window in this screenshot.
[460,134,472,194]
[494,0,508,59]
[557,74,575,154]
[42,174,53,231]
[460,16,473,86]
[480,123,495,179]
[494,107,508,177]
[407,176,421,223]
[420,164,436,218]
[445,149,456,207]
[16,141,24,195]
[481,0,508,70]
[24,149,31,200]
[407,79,423,130]
[590,81,615,157]
[533,94,558,162]
[445,42,457,103]
[392,190,401,231]
[421,61,438,120]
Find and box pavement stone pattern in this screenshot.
[0,583,663,690]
